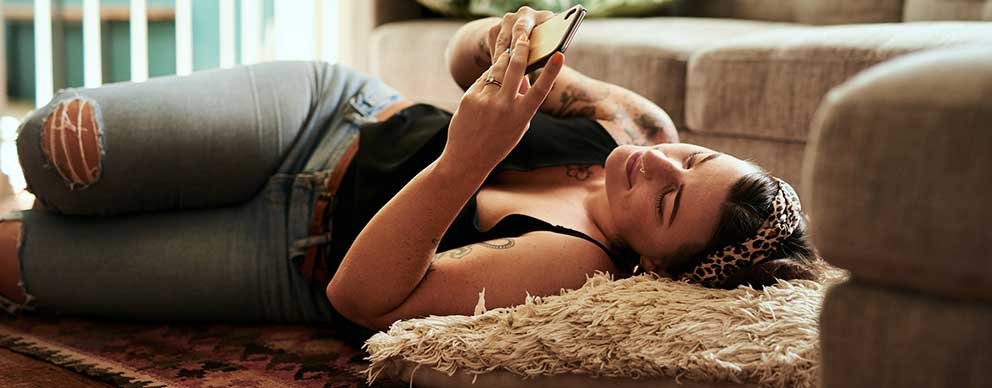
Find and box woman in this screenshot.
[0,8,818,337]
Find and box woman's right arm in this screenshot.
[326,37,566,330]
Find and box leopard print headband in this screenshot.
[678,177,803,288]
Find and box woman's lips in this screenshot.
[625,150,644,189]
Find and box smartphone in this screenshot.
[526,5,587,74]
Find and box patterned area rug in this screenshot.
[0,315,405,387]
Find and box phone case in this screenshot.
[526,5,587,74]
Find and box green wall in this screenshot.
[4,0,275,100]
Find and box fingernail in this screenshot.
[520,34,529,43]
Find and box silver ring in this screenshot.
[504,48,511,55]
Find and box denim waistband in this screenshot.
[287,80,403,261]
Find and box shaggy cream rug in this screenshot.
[365,266,846,388]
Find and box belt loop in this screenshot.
[297,134,361,284]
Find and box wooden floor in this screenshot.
[0,348,111,388]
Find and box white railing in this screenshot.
[22,0,342,108]
[1,0,344,198]
[83,0,102,87]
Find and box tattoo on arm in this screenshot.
[534,67,677,146]
[553,84,609,118]
[634,112,667,141]
[431,238,517,264]
[451,246,472,259]
[480,238,515,249]
[473,37,490,68]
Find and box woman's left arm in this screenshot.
[531,65,679,146]
[446,9,678,146]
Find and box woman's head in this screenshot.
[603,144,818,288]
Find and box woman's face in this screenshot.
[604,144,759,273]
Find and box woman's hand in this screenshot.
[440,33,565,173]
[486,7,555,62]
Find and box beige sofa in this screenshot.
[806,45,992,388]
[342,1,992,386]
[343,0,991,195]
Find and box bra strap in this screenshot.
[488,214,629,269]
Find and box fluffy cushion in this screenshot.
[365,267,845,387]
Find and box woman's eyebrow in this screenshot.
[692,152,721,168]
[671,153,721,227]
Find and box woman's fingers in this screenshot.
[487,46,512,88]
[517,75,531,95]
[501,34,531,96]
[492,15,515,59]
[523,52,564,108]
[510,16,535,47]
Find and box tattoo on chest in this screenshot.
[565,165,594,181]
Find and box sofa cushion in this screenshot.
[417,0,679,18]
[821,280,992,388]
[370,18,794,124]
[567,18,794,129]
[803,46,992,302]
[679,0,905,24]
[904,0,992,21]
[795,0,904,24]
[678,0,799,22]
[686,22,992,142]
[679,131,806,194]
[370,20,467,112]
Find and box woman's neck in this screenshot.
[582,178,623,252]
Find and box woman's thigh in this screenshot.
[17,61,400,217]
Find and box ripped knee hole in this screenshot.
[40,97,104,190]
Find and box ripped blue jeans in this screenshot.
[1,61,401,323]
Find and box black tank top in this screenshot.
[328,103,634,274]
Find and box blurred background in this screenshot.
[1,0,356,208]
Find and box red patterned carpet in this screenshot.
[0,315,405,387]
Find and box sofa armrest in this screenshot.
[802,46,992,303]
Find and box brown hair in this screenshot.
[669,172,822,289]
